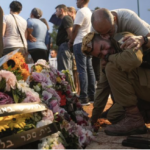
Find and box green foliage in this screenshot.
[61,128,79,149]
[12,88,26,103]
[0,78,6,91]
[50,25,59,50]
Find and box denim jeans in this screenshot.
[57,42,73,78]
[73,43,95,99]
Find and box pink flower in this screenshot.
[52,143,65,149]
[52,103,60,113]
[42,109,54,122]
[0,70,17,91]
[0,92,14,105]
[22,90,40,103]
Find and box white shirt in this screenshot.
[49,58,57,69]
[74,7,92,45]
[3,14,27,49]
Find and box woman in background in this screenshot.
[27,8,49,62]
[3,1,27,56]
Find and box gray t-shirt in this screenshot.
[27,18,48,50]
[112,9,150,36]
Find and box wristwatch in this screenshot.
[143,36,148,46]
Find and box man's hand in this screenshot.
[120,35,144,50]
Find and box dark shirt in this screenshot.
[56,15,73,46]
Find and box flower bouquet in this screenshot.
[2,52,30,81]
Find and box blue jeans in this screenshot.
[57,42,73,78]
[73,43,95,99]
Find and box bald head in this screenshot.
[91,8,115,36]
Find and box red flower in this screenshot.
[57,91,66,106]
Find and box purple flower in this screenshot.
[42,91,52,101]
[32,72,52,86]
[0,92,14,105]
[45,88,60,102]
[50,100,58,108]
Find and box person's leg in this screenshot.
[72,55,80,95]
[92,56,100,81]
[28,49,48,63]
[57,43,73,77]
[87,56,96,102]
[104,62,147,136]
[73,43,88,104]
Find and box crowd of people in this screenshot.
[1,0,150,137]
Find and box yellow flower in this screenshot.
[0,115,14,122]
[0,121,9,132]
[8,115,26,130]
[35,65,43,72]
[56,77,62,83]
[3,52,25,71]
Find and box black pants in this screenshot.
[28,49,48,63]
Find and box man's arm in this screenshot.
[108,47,143,72]
[92,63,110,123]
[68,24,80,48]
[66,27,73,40]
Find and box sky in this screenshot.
[1,0,150,32]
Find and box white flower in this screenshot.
[36,120,52,128]
[33,85,41,92]
[17,80,29,93]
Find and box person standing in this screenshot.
[69,0,95,105]
[67,6,80,96]
[27,8,49,62]
[2,1,27,56]
[55,4,74,79]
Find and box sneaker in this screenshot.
[88,96,94,103]
[80,98,90,106]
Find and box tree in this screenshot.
[50,25,59,50]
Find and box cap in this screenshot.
[31,8,42,18]
[81,32,95,56]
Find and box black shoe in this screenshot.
[80,98,90,106]
[88,96,94,103]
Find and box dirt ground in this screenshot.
[83,98,150,149]
[83,97,113,125]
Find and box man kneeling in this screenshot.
[82,32,150,136]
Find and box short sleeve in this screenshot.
[27,18,34,29]
[74,10,84,26]
[62,16,73,29]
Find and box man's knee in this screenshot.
[107,103,125,123]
